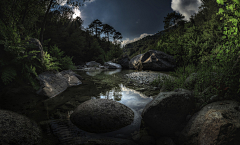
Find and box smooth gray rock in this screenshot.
[86,61,101,67]
[141,50,177,71]
[104,61,122,69]
[129,50,177,71]
[179,100,240,145]
[24,38,45,65]
[0,110,42,145]
[141,88,195,136]
[70,99,134,133]
[117,55,130,68]
[36,70,82,98]
[129,54,143,70]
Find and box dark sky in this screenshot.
[52,0,215,47]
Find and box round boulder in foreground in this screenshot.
[0,110,42,145]
[70,99,134,133]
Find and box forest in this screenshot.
[0,0,123,91]
[0,0,239,95]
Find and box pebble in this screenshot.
[125,72,166,84]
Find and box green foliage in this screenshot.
[60,55,76,70]
[150,75,161,87]
[89,38,105,64]
[149,0,240,107]
[212,0,240,95]
[48,44,65,60]
[0,20,41,90]
[42,51,61,72]
[1,66,17,85]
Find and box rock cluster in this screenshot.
[36,70,82,98]
[129,50,177,71]
[125,71,178,84]
[126,71,240,145]
[76,61,121,71]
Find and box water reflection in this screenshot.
[104,69,122,75]
[91,84,153,115]
[86,70,102,76]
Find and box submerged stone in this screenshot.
[70,99,134,133]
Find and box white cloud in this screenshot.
[171,0,203,24]
[54,0,96,19]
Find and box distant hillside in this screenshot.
[122,23,181,58]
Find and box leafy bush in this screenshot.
[0,20,41,90]
[60,55,76,70]
[46,44,76,70]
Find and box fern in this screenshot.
[42,51,61,71]
[1,66,17,85]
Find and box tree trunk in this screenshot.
[39,0,53,45]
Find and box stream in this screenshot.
[0,68,177,145]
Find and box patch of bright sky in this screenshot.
[55,0,96,19]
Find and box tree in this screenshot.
[101,24,115,42]
[64,16,84,37]
[89,19,103,38]
[113,31,123,45]
[39,0,90,44]
[163,11,185,30]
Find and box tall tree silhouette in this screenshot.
[39,0,89,44]
[113,31,123,45]
[64,16,84,36]
[89,19,103,38]
[87,23,95,36]
[163,11,185,30]
[101,24,115,42]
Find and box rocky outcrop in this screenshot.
[86,61,101,67]
[141,88,195,136]
[104,61,122,69]
[70,99,134,133]
[129,54,143,70]
[117,55,130,68]
[0,110,42,145]
[179,100,240,145]
[36,70,82,98]
[75,61,108,71]
[129,50,177,71]
[135,70,240,144]
[25,38,45,64]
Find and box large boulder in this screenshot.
[70,99,134,133]
[86,61,101,67]
[141,88,195,136]
[0,110,42,145]
[36,70,82,98]
[117,55,130,68]
[129,54,143,70]
[179,100,240,145]
[20,38,45,67]
[104,61,122,69]
[129,50,177,71]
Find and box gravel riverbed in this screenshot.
[124,71,179,85]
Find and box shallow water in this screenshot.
[0,68,176,144]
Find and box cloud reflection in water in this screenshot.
[92,84,153,114]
